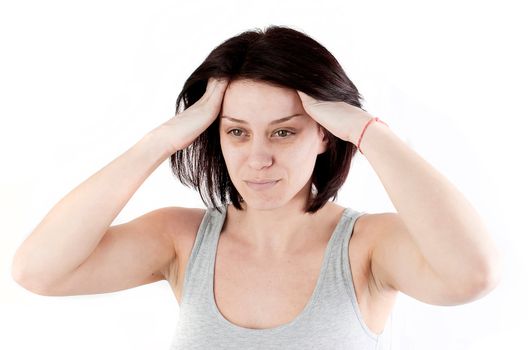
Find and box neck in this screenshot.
[224,197,334,257]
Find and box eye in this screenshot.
[226,129,296,138]
[226,128,245,137]
[273,130,295,138]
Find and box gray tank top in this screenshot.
[169,204,393,349]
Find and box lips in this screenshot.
[245,179,278,184]
[244,179,280,190]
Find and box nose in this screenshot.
[247,137,274,170]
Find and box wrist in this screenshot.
[141,128,176,159]
[356,118,390,155]
[347,113,373,145]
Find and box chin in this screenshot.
[239,196,288,211]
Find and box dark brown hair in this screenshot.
[170,25,365,214]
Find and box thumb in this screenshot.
[297,90,318,104]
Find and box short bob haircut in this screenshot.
[170,25,366,214]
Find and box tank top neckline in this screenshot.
[206,204,354,334]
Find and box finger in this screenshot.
[205,78,228,99]
[210,78,229,101]
[204,77,217,96]
[199,78,221,103]
[297,90,312,103]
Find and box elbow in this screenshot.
[464,254,503,301]
[11,259,30,289]
[480,245,503,289]
[13,275,54,296]
[480,254,503,292]
[11,262,53,296]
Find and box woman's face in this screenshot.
[218,79,328,210]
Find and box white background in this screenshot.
[1,0,526,349]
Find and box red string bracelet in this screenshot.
[357,117,389,155]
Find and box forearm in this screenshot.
[12,131,172,287]
[357,121,501,287]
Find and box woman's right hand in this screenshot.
[151,77,229,154]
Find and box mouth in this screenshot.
[244,180,280,190]
[245,179,279,184]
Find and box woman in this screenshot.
[12,25,502,349]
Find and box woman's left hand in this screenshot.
[296,90,374,145]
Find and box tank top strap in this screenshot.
[170,205,393,349]
[327,207,368,302]
[178,205,226,313]
[338,208,369,302]
[324,207,367,266]
[314,207,387,341]
[337,207,367,249]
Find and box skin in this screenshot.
[218,79,330,258]
[213,77,501,310]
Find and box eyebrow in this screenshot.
[220,114,303,125]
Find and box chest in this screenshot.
[210,235,331,329]
[169,213,394,335]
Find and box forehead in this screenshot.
[220,79,305,121]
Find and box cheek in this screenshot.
[285,137,322,174]
[219,139,243,170]
[219,134,233,156]
[287,136,320,160]
[292,149,318,173]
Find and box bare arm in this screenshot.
[11,131,173,291]
[11,77,228,293]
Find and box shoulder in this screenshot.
[352,212,392,242]
[350,211,406,259]
[356,211,416,296]
[348,211,396,292]
[358,211,408,260]
[162,206,208,252]
[350,211,398,246]
[346,210,378,262]
[153,206,207,279]
[146,207,206,256]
